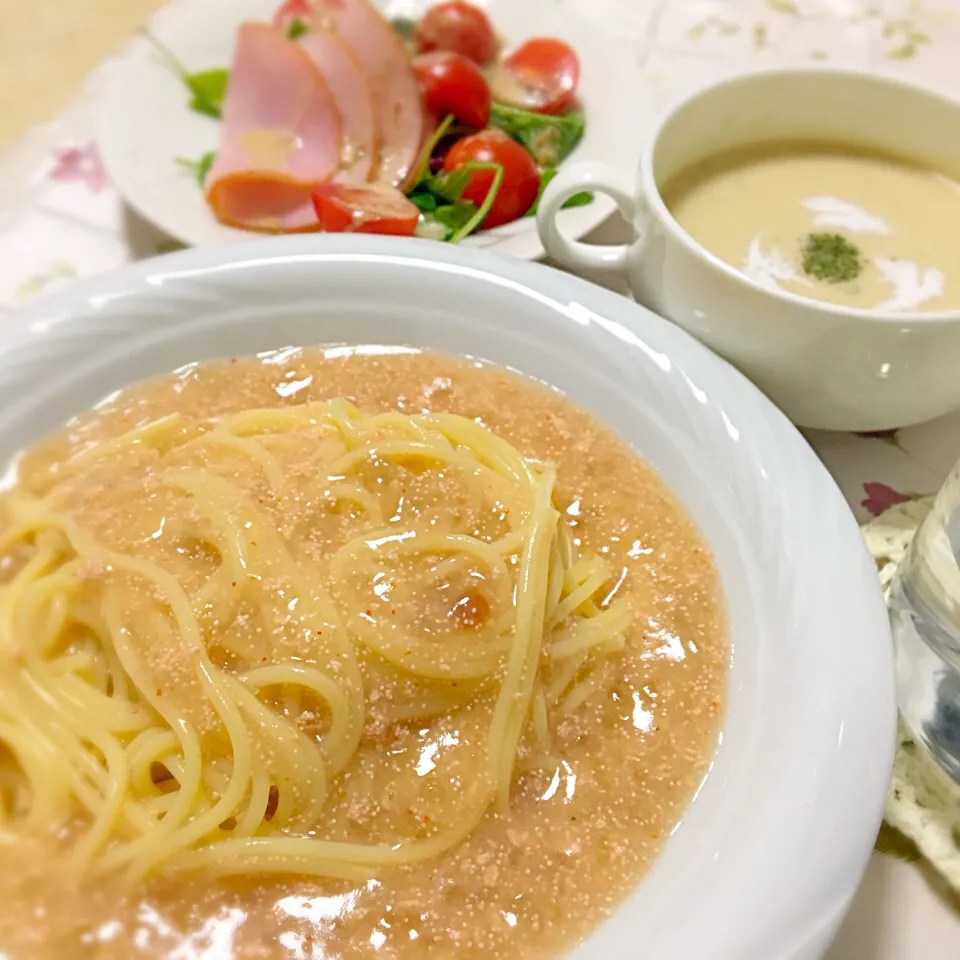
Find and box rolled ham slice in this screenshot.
[205,22,342,232]
[308,0,425,187]
[298,31,377,183]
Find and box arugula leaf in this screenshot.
[144,31,229,119]
[411,114,455,185]
[448,162,504,243]
[417,201,479,242]
[561,191,593,209]
[407,188,439,213]
[428,166,474,203]
[526,168,593,216]
[391,17,417,40]
[432,201,478,233]
[407,163,502,242]
[175,151,216,187]
[489,104,585,167]
[287,17,309,39]
[187,68,229,119]
[407,152,509,242]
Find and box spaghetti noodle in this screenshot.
[0,394,631,884]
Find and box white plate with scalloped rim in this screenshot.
[0,235,894,959]
[96,0,650,258]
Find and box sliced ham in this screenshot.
[307,0,425,187]
[206,22,342,232]
[298,31,378,183]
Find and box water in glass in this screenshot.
[889,459,960,783]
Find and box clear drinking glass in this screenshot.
[889,458,960,783]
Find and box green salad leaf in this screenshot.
[186,68,229,119]
[144,31,229,119]
[408,190,439,214]
[802,232,863,284]
[418,200,480,241]
[432,201,479,233]
[287,17,309,39]
[445,162,504,243]
[489,104,585,167]
[526,168,593,216]
[408,161,505,243]
[428,166,474,203]
[411,114,455,186]
[390,17,417,40]
[175,151,216,186]
[561,191,594,209]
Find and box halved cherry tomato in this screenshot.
[414,1,499,66]
[492,37,580,115]
[443,130,539,228]
[413,52,491,129]
[312,183,420,235]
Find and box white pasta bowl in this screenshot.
[0,236,894,960]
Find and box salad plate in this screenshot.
[97,0,651,258]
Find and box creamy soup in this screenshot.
[661,140,960,312]
[0,349,726,959]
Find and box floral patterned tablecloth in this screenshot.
[1,0,960,956]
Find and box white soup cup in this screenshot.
[538,68,960,431]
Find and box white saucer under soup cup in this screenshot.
[538,68,960,431]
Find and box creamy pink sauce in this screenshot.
[0,349,727,959]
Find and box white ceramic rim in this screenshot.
[639,64,960,325]
[0,235,895,959]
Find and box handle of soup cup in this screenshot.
[537,162,639,274]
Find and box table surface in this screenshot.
[0,0,168,148]
[1,0,959,957]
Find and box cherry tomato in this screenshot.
[443,130,539,228]
[312,184,420,235]
[414,1,499,66]
[492,37,580,115]
[413,52,491,129]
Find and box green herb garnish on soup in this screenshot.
[802,232,863,284]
